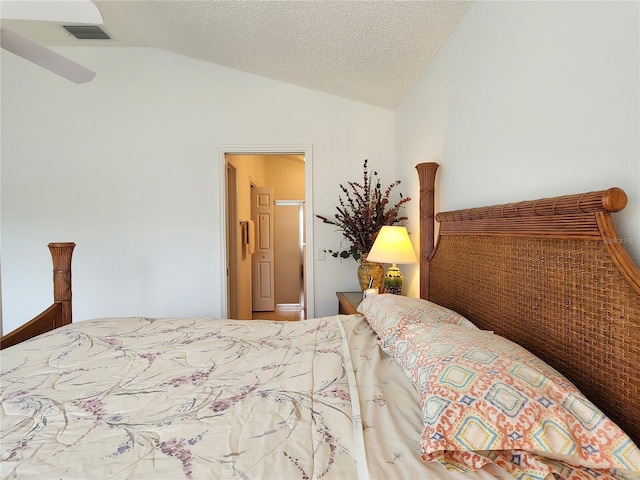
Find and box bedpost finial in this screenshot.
[416,163,439,301]
[602,187,627,213]
[48,242,75,328]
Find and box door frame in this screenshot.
[218,144,315,319]
[226,160,239,319]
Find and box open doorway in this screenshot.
[220,146,315,320]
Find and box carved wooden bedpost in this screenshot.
[415,163,439,300]
[48,242,75,327]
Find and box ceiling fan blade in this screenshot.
[0,0,103,24]
[1,27,95,83]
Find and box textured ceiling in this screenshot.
[1,0,472,109]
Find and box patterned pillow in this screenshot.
[382,322,640,480]
[357,294,477,348]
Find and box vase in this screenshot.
[357,254,384,292]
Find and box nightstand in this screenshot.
[336,291,363,315]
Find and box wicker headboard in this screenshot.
[416,163,640,446]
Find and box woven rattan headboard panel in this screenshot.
[416,163,640,445]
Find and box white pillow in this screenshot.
[357,294,477,349]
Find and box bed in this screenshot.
[1,164,639,480]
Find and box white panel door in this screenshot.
[251,187,275,311]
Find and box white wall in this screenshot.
[396,0,640,297]
[5,1,637,331]
[1,47,395,331]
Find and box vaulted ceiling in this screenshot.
[1,0,472,109]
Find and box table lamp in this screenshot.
[366,225,418,294]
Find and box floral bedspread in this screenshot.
[1,315,513,480]
[1,316,360,479]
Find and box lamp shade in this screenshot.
[366,226,418,264]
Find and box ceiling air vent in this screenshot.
[63,25,111,40]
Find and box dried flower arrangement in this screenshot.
[316,159,411,261]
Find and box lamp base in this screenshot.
[384,264,403,295]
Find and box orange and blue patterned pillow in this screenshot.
[357,294,478,349]
[379,322,640,480]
